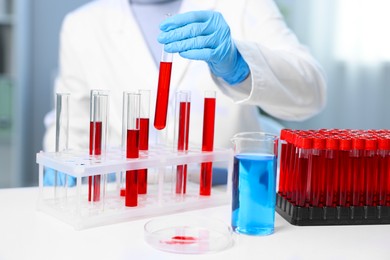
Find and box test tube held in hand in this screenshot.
[125,92,140,207]
[174,91,191,194]
[138,90,150,194]
[200,90,216,196]
[89,90,109,202]
[154,15,173,130]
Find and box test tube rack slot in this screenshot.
[36,146,233,230]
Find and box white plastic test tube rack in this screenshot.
[36,146,233,230]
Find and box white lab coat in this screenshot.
[43,0,326,152]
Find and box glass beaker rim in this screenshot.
[231,132,278,143]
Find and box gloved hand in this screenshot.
[158,11,250,85]
[44,168,76,186]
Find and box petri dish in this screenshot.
[144,215,233,254]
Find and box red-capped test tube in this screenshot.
[290,131,306,205]
[378,136,390,206]
[364,137,378,206]
[89,90,109,202]
[351,136,365,206]
[324,136,339,207]
[138,89,150,194]
[286,131,298,203]
[309,135,326,207]
[278,129,290,197]
[338,137,352,206]
[154,18,173,131]
[199,90,216,196]
[174,91,191,195]
[295,135,313,207]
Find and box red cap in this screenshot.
[352,138,365,150]
[312,136,326,150]
[378,138,390,150]
[364,138,377,151]
[280,129,289,141]
[339,137,352,151]
[326,137,339,150]
[297,136,313,149]
[288,131,298,145]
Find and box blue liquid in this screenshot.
[232,153,277,236]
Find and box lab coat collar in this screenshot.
[110,0,217,32]
[179,0,217,13]
[106,0,217,91]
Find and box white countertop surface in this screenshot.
[0,187,389,260]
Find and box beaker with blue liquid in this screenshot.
[231,132,278,236]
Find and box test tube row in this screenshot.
[278,129,390,208]
[87,89,217,207]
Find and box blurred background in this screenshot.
[0,0,389,188]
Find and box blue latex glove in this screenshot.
[158,11,250,85]
[44,168,116,186]
[44,168,76,187]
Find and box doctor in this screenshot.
[43,0,326,167]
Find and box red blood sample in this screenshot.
[351,138,365,206]
[286,131,298,203]
[126,129,139,207]
[165,236,197,245]
[154,61,172,130]
[338,137,352,206]
[325,137,339,207]
[278,129,289,196]
[176,101,190,194]
[296,135,313,207]
[364,137,378,206]
[378,138,390,206]
[200,97,216,196]
[138,118,149,194]
[89,121,102,202]
[310,136,326,207]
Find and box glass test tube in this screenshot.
[338,137,352,206]
[378,137,390,206]
[199,90,216,196]
[286,131,298,202]
[138,89,150,194]
[54,93,70,196]
[154,18,173,131]
[324,137,339,207]
[125,92,140,207]
[351,137,365,206]
[290,132,300,204]
[120,91,130,197]
[89,90,109,202]
[174,91,191,195]
[364,138,378,206]
[278,129,290,197]
[56,93,70,153]
[296,136,312,207]
[310,136,326,207]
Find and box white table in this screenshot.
[1,187,389,260]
